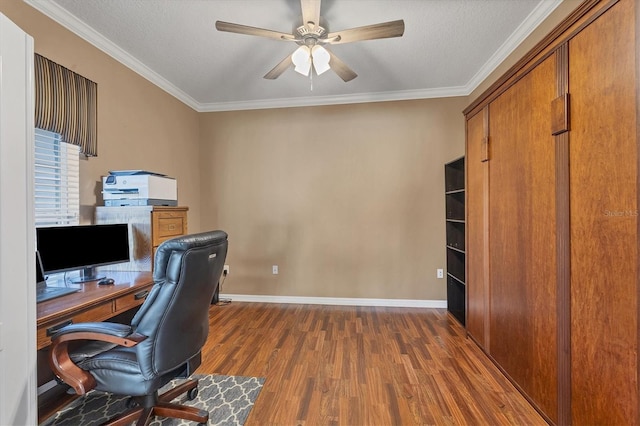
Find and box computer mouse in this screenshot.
[98,278,115,286]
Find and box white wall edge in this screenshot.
[0,13,37,425]
[221,294,447,309]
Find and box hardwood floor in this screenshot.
[200,302,546,425]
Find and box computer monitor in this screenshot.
[36,251,46,285]
[36,223,130,283]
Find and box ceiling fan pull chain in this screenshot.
[310,65,314,91]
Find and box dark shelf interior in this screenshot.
[446,221,465,251]
[445,156,465,326]
[445,191,465,221]
[445,157,465,192]
[447,276,465,326]
[447,247,465,283]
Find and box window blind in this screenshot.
[34,128,80,227]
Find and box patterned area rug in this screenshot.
[42,374,265,426]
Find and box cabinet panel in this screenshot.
[464,0,638,423]
[152,216,185,245]
[488,54,558,421]
[465,111,487,346]
[568,0,638,423]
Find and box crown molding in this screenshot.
[196,85,468,112]
[464,0,563,92]
[25,0,561,113]
[24,0,201,110]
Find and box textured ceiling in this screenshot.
[27,0,562,111]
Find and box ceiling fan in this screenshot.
[215,0,405,82]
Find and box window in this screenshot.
[34,128,80,227]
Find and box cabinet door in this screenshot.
[568,0,638,423]
[466,110,487,347]
[488,54,558,421]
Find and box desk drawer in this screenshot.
[152,212,187,246]
[37,303,114,350]
[115,286,152,312]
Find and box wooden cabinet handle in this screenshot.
[47,320,73,336]
[134,290,149,300]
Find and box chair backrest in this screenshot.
[130,230,228,378]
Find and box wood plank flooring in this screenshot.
[200,303,546,425]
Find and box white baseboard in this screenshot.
[220,294,447,309]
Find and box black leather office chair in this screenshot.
[49,230,228,426]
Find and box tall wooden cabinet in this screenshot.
[464,0,638,424]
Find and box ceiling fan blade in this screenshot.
[300,0,321,28]
[327,51,357,82]
[327,19,405,44]
[215,21,295,41]
[263,55,293,80]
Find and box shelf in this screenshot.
[446,221,465,250]
[445,189,465,195]
[447,272,465,286]
[444,157,465,192]
[446,245,465,254]
[447,276,465,326]
[445,191,465,221]
[444,156,465,326]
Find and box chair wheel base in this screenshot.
[187,387,199,400]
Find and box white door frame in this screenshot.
[0,12,37,425]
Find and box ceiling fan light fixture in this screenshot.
[311,45,331,75]
[292,45,312,76]
[216,0,405,82]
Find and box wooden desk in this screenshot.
[37,271,153,350]
[37,271,153,422]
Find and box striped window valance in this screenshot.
[35,54,98,156]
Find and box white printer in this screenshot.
[102,171,177,207]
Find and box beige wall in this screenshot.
[0,1,202,229]
[2,0,579,301]
[199,98,466,300]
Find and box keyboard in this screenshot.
[36,286,79,303]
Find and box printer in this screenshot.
[102,171,177,207]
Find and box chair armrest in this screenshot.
[49,323,147,395]
[51,322,145,347]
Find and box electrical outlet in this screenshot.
[272,265,279,275]
[437,269,444,279]
[223,265,230,276]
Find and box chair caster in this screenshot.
[187,386,199,400]
[125,397,137,409]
